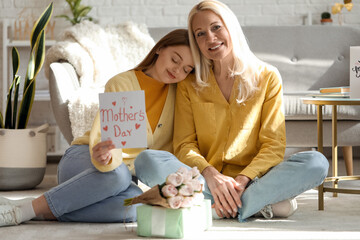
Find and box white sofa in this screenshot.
[47,26,360,172]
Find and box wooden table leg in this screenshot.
[318,183,324,210]
[317,105,323,153]
[317,105,324,210]
[343,146,353,176]
[332,105,338,197]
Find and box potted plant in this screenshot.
[320,12,333,25]
[56,0,96,25]
[0,2,53,190]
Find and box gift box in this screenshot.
[136,199,212,239]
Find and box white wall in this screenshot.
[1,0,360,31]
[1,0,360,106]
[1,0,360,109]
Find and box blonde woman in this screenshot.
[0,29,194,226]
[135,0,329,222]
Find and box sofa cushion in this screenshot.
[242,26,360,93]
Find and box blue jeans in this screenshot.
[134,149,329,222]
[44,145,143,222]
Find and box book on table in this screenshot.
[319,86,350,93]
[306,86,351,98]
[308,92,350,98]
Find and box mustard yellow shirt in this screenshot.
[137,70,169,133]
[173,67,286,180]
[72,70,176,173]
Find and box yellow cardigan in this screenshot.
[72,70,176,173]
[173,67,286,180]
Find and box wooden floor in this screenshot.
[1,158,359,240]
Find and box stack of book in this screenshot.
[308,86,350,98]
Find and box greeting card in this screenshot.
[350,46,360,98]
[99,91,147,148]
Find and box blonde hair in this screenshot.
[188,0,264,103]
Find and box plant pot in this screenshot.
[321,19,333,25]
[0,123,49,190]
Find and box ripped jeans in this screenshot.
[134,150,329,222]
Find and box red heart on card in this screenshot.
[103,126,108,131]
[121,141,126,146]
[112,101,116,106]
[135,123,140,129]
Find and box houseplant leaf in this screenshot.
[0,112,3,128]
[72,0,82,12]
[77,6,92,18]
[55,14,73,22]
[9,48,21,128]
[17,79,35,129]
[24,2,53,93]
[17,2,53,129]
[4,48,20,128]
[12,76,21,128]
[12,47,20,79]
[17,44,36,129]
[30,2,53,49]
[56,0,95,25]
[4,78,14,128]
[33,30,46,78]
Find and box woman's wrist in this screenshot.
[202,166,218,178]
[235,174,251,187]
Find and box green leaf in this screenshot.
[17,79,35,129]
[12,76,21,128]
[2,2,53,129]
[12,47,19,79]
[55,15,72,21]
[0,112,4,128]
[73,0,82,12]
[25,2,52,95]
[33,30,46,78]
[24,48,35,94]
[30,2,53,49]
[66,0,74,8]
[5,77,16,128]
[77,6,92,18]
[57,0,95,25]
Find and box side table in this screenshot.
[302,97,360,210]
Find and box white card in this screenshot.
[99,91,147,149]
[350,46,360,98]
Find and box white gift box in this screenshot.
[136,199,212,239]
[350,46,360,98]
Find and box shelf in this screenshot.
[34,90,51,101]
[7,40,56,47]
[18,90,51,101]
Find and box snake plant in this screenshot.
[0,2,53,129]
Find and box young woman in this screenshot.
[134,0,329,222]
[0,29,194,226]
